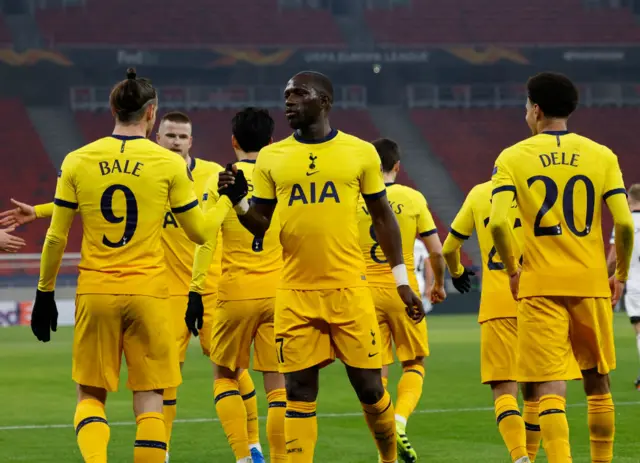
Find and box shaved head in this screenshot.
[293,71,334,103]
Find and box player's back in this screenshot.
[493,131,624,298]
[357,183,433,293]
[213,160,282,300]
[64,135,194,297]
[460,181,522,321]
[162,158,223,295]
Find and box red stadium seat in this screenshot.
[365,0,640,44]
[37,0,344,46]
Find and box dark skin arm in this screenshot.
[365,194,425,321]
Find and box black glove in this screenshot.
[451,268,475,294]
[31,290,58,342]
[219,163,248,206]
[185,291,204,337]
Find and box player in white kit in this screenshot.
[607,183,640,389]
[414,238,433,314]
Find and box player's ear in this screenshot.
[268,137,274,146]
[231,135,240,151]
[394,161,401,173]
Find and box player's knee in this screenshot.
[76,384,107,404]
[285,370,319,402]
[401,357,424,369]
[355,380,385,405]
[213,364,237,380]
[582,368,610,396]
[520,382,539,402]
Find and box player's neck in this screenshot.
[183,154,192,166]
[295,119,332,142]
[538,118,568,134]
[383,173,397,184]
[112,123,147,138]
[238,151,259,162]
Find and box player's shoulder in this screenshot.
[234,159,256,173]
[497,135,540,160]
[469,181,493,199]
[194,158,224,174]
[391,183,425,203]
[571,133,616,159]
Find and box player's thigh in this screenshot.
[480,318,517,384]
[568,297,616,374]
[517,297,575,382]
[371,287,394,366]
[198,292,218,357]
[210,298,260,371]
[168,295,190,363]
[275,289,333,374]
[123,295,181,391]
[253,297,279,373]
[330,287,382,370]
[73,294,123,392]
[373,286,429,364]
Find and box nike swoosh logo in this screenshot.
[306,171,319,176]
[286,439,298,445]
[368,352,379,358]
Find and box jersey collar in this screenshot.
[189,157,196,172]
[293,128,338,144]
[111,134,145,141]
[385,182,395,187]
[541,130,570,136]
[239,159,257,164]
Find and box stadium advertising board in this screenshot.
[0,300,76,327]
[0,45,635,69]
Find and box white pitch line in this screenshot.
[1,401,639,432]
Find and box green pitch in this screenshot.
[1,314,639,462]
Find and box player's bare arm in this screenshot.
[421,233,446,303]
[365,194,424,320]
[489,190,520,300]
[0,199,40,226]
[607,192,635,305]
[606,245,617,278]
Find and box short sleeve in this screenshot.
[603,151,626,202]
[53,156,78,210]
[252,150,277,204]
[416,192,437,237]
[491,152,516,198]
[360,144,386,199]
[169,160,199,214]
[449,191,475,240]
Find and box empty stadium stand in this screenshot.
[36,0,344,46]
[0,99,82,269]
[0,15,11,46]
[365,0,640,44]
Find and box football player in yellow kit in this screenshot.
[188,108,285,463]
[219,71,424,463]
[491,72,634,463]
[2,111,261,462]
[357,138,446,463]
[29,68,231,463]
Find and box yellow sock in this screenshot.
[523,400,541,462]
[362,390,397,463]
[134,412,166,463]
[382,376,388,390]
[394,364,425,421]
[74,399,110,463]
[495,394,527,462]
[267,388,287,462]
[587,393,615,463]
[539,394,571,463]
[237,370,260,447]
[214,378,250,460]
[285,401,317,462]
[162,387,177,452]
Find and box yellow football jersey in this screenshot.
[53,135,200,297]
[162,158,223,296]
[450,181,522,322]
[357,182,436,292]
[252,130,386,289]
[492,131,626,298]
[202,159,282,300]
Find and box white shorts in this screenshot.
[624,293,640,323]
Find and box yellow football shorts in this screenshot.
[517,296,614,382]
[275,287,382,373]
[209,297,277,372]
[370,286,429,366]
[480,317,518,384]
[169,293,217,362]
[73,294,181,392]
